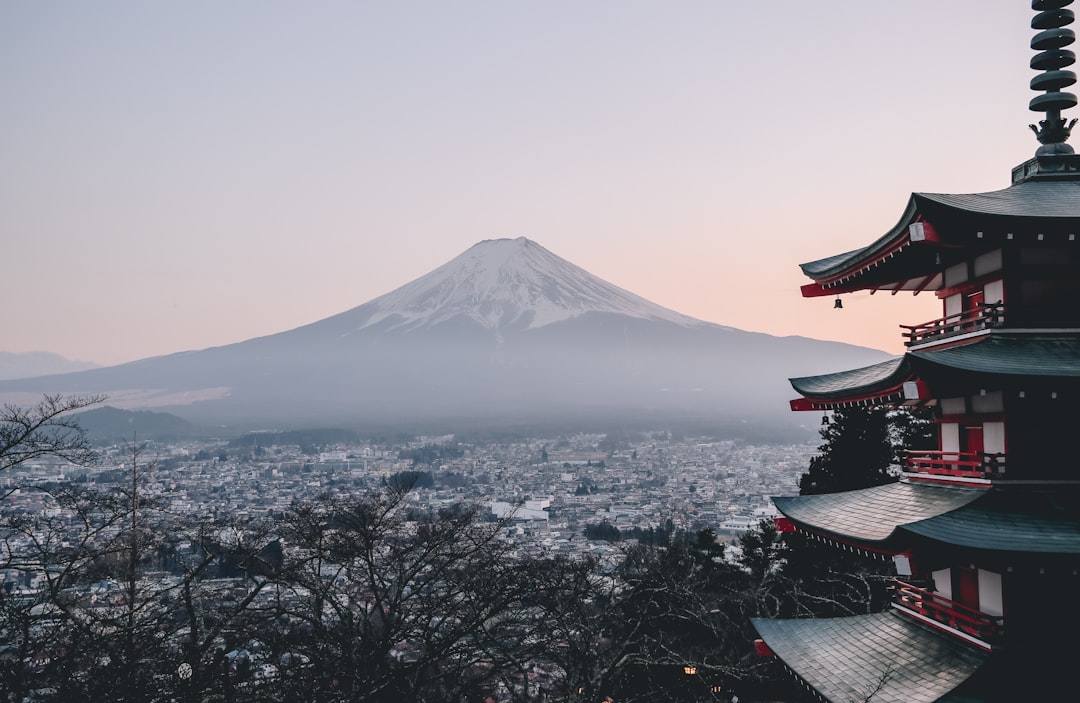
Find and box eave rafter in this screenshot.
[790,378,931,412]
[801,220,943,298]
[776,519,899,560]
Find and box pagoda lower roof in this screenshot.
[789,334,1080,405]
[900,487,1080,554]
[751,611,987,703]
[910,333,1080,377]
[789,357,908,401]
[775,483,1080,555]
[772,483,982,544]
[799,179,1080,294]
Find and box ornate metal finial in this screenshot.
[1029,0,1079,151]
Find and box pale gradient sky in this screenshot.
[1,2,1045,366]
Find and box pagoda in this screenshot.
[750,2,1080,701]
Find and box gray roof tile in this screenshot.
[789,357,908,399]
[912,333,1080,377]
[901,487,1080,553]
[917,179,1080,218]
[751,612,987,703]
[773,483,983,543]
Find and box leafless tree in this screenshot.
[255,486,538,702]
[0,438,280,702]
[0,394,103,475]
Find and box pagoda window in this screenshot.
[944,292,963,324]
[973,249,1003,278]
[978,570,1003,619]
[971,390,1004,414]
[983,421,1005,455]
[943,262,969,288]
[941,423,960,456]
[940,397,966,415]
[932,568,953,600]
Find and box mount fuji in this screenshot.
[0,238,891,437]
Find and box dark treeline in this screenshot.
[0,479,890,703]
[398,444,466,466]
[583,519,681,547]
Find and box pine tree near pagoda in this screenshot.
[798,407,921,496]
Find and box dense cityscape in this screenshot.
[4,430,810,566]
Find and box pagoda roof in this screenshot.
[910,333,1080,377]
[788,334,1080,407]
[775,484,1080,555]
[916,179,1080,219]
[789,357,912,409]
[900,487,1080,554]
[799,179,1080,296]
[772,483,983,544]
[751,611,987,703]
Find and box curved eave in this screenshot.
[900,488,1080,554]
[791,335,1080,410]
[751,612,987,703]
[800,180,1080,296]
[800,197,921,280]
[800,197,935,297]
[910,333,1080,378]
[788,357,929,410]
[772,483,984,544]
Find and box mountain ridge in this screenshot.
[0,238,892,436]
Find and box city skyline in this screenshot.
[2,2,1038,366]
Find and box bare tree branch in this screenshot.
[0,394,104,473]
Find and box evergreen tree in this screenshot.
[798,407,896,495]
[798,406,936,496]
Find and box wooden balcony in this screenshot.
[900,303,1005,347]
[902,450,1005,481]
[892,580,1003,647]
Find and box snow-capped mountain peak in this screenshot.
[358,237,704,332]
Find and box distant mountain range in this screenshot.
[0,238,892,438]
[0,351,99,380]
[73,406,205,445]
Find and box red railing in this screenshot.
[900,303,1005,346]
[902,450,1005,480]
[892,580,1003,644]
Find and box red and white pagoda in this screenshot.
[751,2,1080,701]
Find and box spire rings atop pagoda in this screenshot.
[1030,0,1078,149]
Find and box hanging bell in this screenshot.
[833,297,843,309]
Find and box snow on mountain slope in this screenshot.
[356,237,715,334]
